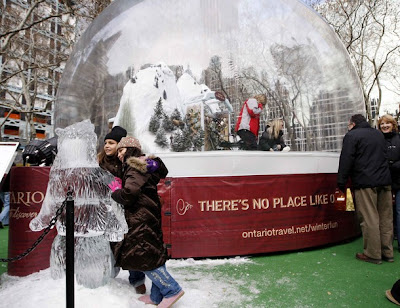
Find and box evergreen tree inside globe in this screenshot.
[148,98,165,133]
[155,126,168,148]
[162,113,175,132]
[171,128,191,152]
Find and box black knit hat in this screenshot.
[104,126,127,142]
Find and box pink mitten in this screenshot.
[108,177,122,192]
[114,177,122,187]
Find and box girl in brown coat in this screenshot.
[98,126,147,294]
[111,136,184,308]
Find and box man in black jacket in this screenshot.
[337,114,393,264]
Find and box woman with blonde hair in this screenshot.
[378,114,400,252]
[258,118,289,151]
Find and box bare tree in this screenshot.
[0,0,111,141]
[314,0,400,125]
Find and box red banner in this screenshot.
[8,167,56,276]
[162,174,360,258]
[8,167,360,276]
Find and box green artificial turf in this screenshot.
[217,238,400,307]
[0,226,8,275]
[171,237,400,307]
[1,228,400,307]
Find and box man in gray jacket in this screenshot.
[337,114,393,264]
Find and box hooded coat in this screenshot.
[111,155,168,271]
[235,98,263,136]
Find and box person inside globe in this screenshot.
[258,118,290,152]
[378,114,400,252]
[110,136,184,307]
[98,125,147,295]
[235,94,266,150]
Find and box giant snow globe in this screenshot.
[55,0,364,153]
[53,0,362,259]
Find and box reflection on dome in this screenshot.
[55,0,364,153]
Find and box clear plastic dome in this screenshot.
[55,0,364,153]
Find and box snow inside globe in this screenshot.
[55,0,364,153]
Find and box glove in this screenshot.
[114,177,122,187]
[108,177,122,192]
[146,159,159,173]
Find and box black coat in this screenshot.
[111,156,168,271]
[383,131,400,191]
[258,128,286,151]
[337,121,391,189]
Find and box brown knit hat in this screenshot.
[117,136,141,150]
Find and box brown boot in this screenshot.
[356,253,382,264]
[135,284,146,294]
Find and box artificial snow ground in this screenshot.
[0,257,254,308]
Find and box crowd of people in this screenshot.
[5,110,400,306]
[336,113,400,306]
[235,94,290,152]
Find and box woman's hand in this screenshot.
[108,177,122,192]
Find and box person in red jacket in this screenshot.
[235,94,266,150]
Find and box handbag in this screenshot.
[346,188,355,211]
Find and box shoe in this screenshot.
[157,290,184,308]
[382,256,394,263]
[356,253,382,264]
[0,222,3,229]
[138,295,156,305]
[135,283,146,294]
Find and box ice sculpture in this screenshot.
[55,0,364,152]
[29,120,128,288]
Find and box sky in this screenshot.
[0,257,252,308]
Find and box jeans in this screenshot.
[395,190,400,249]
[0,192,10,225]
[128,270,145,287]
[144,264,182,304]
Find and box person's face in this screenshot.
[347,121,355,131]
[280,120,284,129]
[380,120,394,133]
[117,147,127,162]
[104,139,118,156]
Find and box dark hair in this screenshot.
[350,114,367,125]
[97,148,107,164]
[123,147,142,162]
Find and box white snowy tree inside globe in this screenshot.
[55,0,364,153]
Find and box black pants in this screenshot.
[237,129,258,150]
